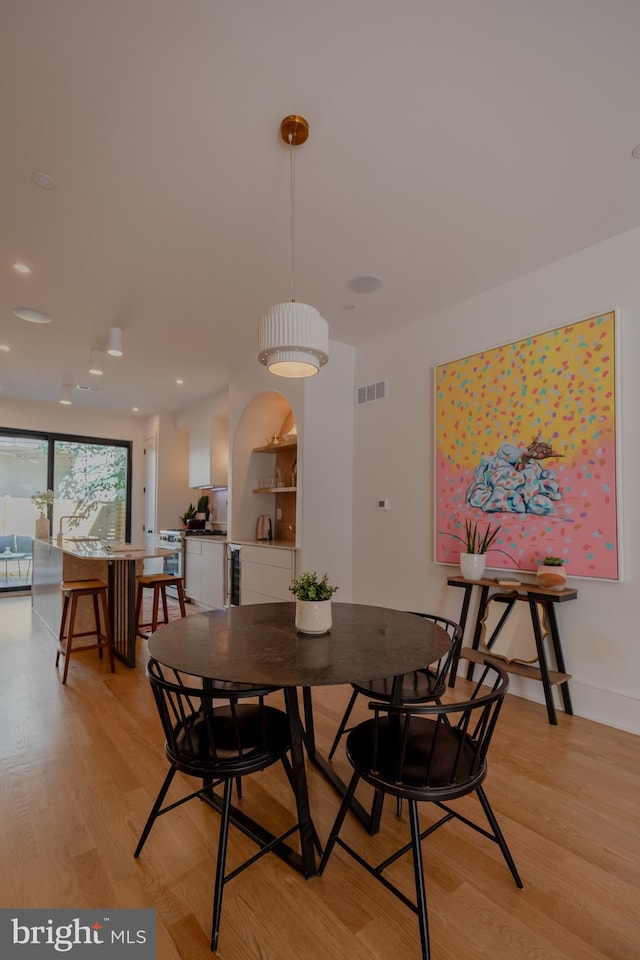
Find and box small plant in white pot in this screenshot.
[290,571,338,635]
[536,556,567,591]
[450,520,517,581]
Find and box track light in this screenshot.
[89,349,104,375]
[107,327,123,356]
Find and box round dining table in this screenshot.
[147,601,452,877]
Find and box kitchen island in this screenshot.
[32,537,174,667]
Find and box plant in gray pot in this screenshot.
[290,571,338,635]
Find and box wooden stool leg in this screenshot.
[92,592,103,659]
[62,594,79,685]
[176,580,187,618]
[160,585,169,626]
[99,589,115,674]
[152,584,161,633]
[135,583,145,637]
[56,594,70,669]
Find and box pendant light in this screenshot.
[258,115,328,378]
[89,349,104,375]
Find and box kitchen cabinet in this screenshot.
[240,544,295,604]
[188,413,229,489]
[184,538,226,608]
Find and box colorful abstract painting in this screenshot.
[434,313,620,580]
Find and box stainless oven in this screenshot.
[155,530,186,597]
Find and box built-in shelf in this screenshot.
[252,439,297,454]
[252,486,297,494]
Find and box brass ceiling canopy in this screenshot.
[279,115,309,146]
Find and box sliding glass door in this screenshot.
[0,428,131,592]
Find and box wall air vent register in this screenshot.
[356,379,388,405]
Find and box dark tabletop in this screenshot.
[147,601,452,687]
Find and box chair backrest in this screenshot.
[16,535,33,554]
[0,534,17,553]
[146,658,285,777]
[353,659,509,800]
[406,612,463,698]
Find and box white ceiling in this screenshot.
[2,0,640,417]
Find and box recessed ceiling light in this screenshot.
[14,306,52,324]
[31,171,57,190]
[13,263,31,274]
[0,344,10,352]
[176,379,184,385]
[347,275,383,294]
[132,407,139,413]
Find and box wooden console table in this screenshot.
[447,575,577,725]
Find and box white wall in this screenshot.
[353,225,640,733]
[229,339,354,598]
[0,397,148,540]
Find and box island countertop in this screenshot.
[36,537,174,561]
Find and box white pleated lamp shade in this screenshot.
[258,302,329,378]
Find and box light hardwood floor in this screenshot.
[0,594,638,960]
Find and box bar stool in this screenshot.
[135,573,187,638]
[56,579,115,685]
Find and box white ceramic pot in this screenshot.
[295,599,332,635]
[460,553,486,581]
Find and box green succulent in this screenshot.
[290,571,338,601]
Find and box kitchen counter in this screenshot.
[229,539,295,550]
[32,538,173,667]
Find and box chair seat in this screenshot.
[137,573,182,586]
[173,704,292,771]
[347,716,479,792]
[353,669,439,703]
[61,579,108,594]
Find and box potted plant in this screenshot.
[450,520,517,581]
[31,489,54,539]
[196,494,209,519]
[536,556,567,591]
[179,503,197,528]
[290,571,338,635]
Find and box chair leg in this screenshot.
[134,766,177,858]
[475,786,523,888]
[151,584,161,633]
[327,688,359,760]
[134,583,145,638]
[318,769,361,875]
[408,799,431,960]
[211,778,233,953]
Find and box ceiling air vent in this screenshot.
[356,379,388,406]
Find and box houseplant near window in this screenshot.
[31,489,54,539]
[536,556,567,591]
[290,571,338,635]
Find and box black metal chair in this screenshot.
[327,613,463,761]
[318,658,523,960]
[134,659,302,953]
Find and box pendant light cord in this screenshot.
[289,134,296,303]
